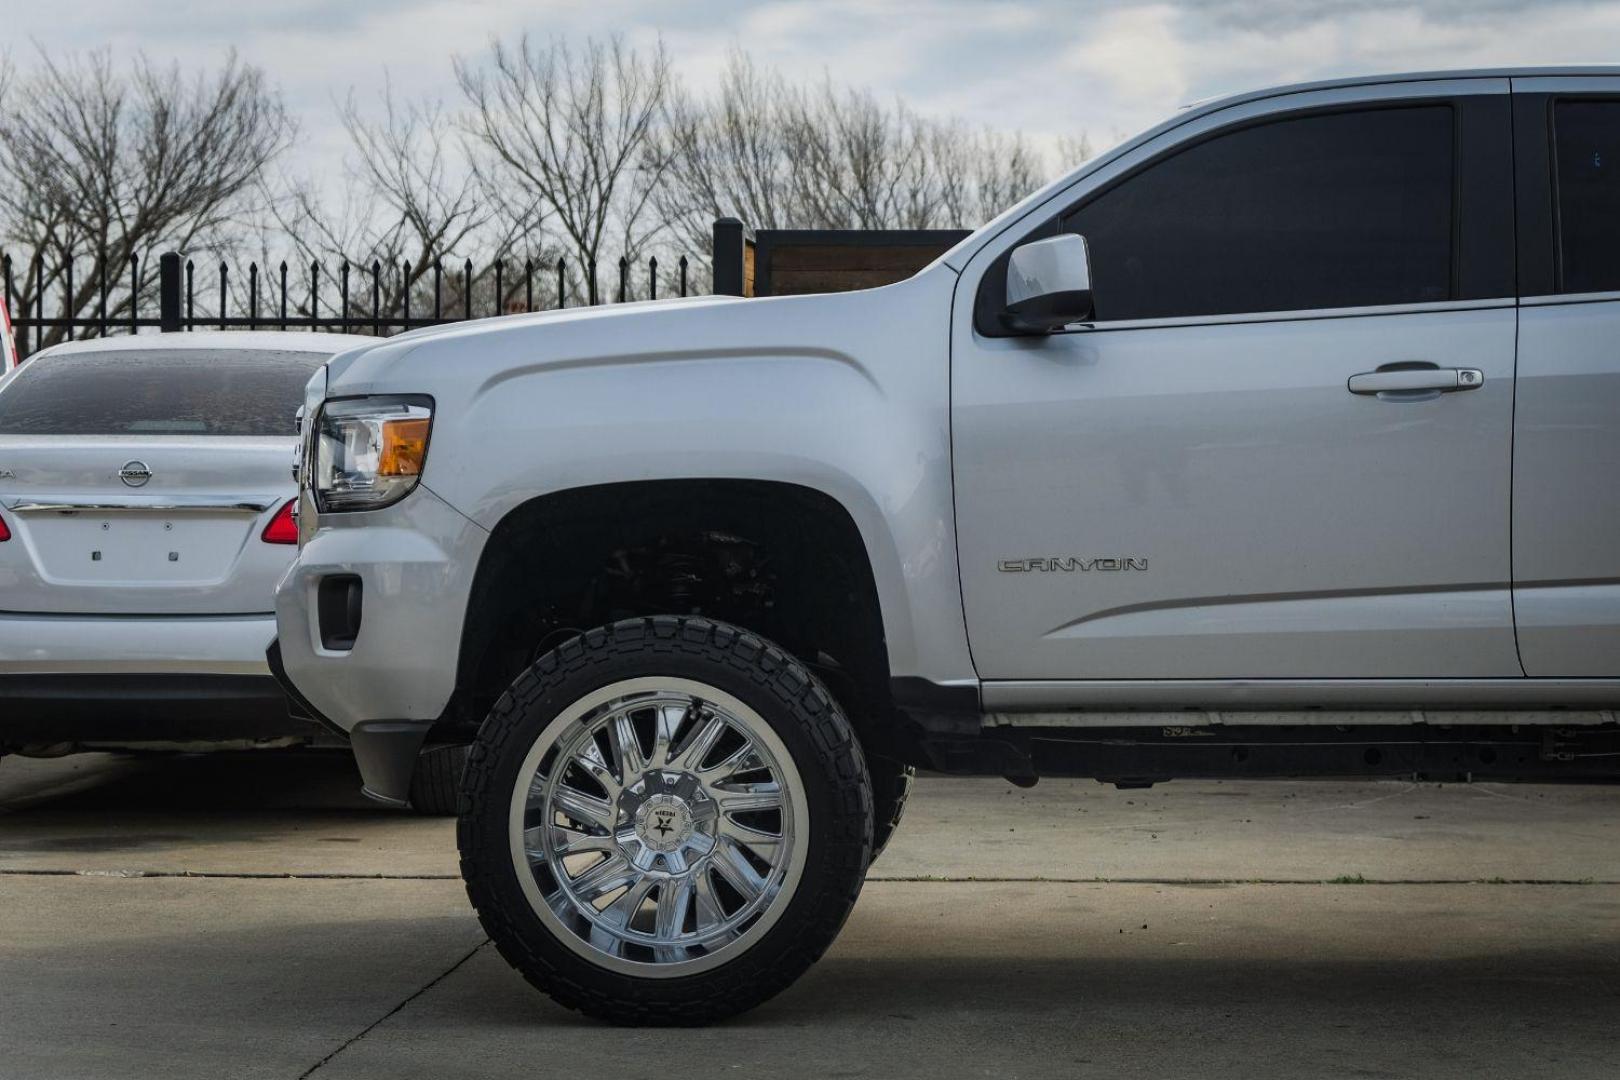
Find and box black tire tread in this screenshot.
[408,744,468,816]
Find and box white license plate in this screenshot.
[23,514,251,584]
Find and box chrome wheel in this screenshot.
[507,676,809,978]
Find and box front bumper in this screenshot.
[272,484,488,805]
[272,483,487,734]
[266,640,428,807]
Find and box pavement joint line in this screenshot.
[0,868,1612,885]
[298,939,490,1080]
[0,868,465,880]
[873,875,1614,885]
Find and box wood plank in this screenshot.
[768,244,954,273]
[770,268,922,295]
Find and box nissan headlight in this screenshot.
[312,396,434,511]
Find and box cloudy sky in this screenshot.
[13,0,1620,176]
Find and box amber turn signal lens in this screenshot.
[378,417,431,477]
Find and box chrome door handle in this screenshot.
[1347,367,1484,395]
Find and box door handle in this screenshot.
[1346,367,1484,396]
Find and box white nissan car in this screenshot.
[0,333,471,793]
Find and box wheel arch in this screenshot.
[448,478,913,756]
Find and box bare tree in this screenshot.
[0,48,293,351]
[0,41,1087,339]
[782,81,1049,230]
[1056,132,1096,172]
[654,52,796,256]
[458,35,672,304]
[781,81,904,229]
[656,53,1050,250]
[262,76,550,326]
[973,127,1050,221]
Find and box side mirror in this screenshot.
[1001,234,1093,334]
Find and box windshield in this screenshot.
[0,348,331,436]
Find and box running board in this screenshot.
[985,709,1617,728]
[920,723,1620,785]
[982,678,1620,717]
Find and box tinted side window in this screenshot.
[1062,106,1456,321]
[0,349,329,436]
[1553,100,1620,294]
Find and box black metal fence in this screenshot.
[5,221,970,358]
[2,248,696,359]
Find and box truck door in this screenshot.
[951,80,1523,681]
[1509,78,1620,675]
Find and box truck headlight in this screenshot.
[312,396,434,512]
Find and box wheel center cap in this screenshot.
[634,793,695,853]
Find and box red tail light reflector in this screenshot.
[261,499,298,544]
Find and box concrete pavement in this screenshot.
[1,751,1617,1078]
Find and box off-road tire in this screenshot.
[458,616,873,1025]
[408,744,468,816]
[869,757,915,861]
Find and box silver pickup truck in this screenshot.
[270,67,1620,1024]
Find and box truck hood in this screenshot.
[323,293,751,386]
[320,267,957,401]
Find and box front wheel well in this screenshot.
[449,480,897,754]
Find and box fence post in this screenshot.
[159,252,183,333]
[712,218,746,296]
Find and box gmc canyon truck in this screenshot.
[270,68,1620,1024]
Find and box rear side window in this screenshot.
[1552,100,1620,294]
[0,349,329,436]
[1062,106,1456,321]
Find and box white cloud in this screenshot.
[1066,5,1191,106]
[8,0,1618,218]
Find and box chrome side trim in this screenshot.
[982,679,1620,712]
[1061,296,1514,335]
[1510,74,1620,95]
[1521,290,1620,308]
[4,495,278,514]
